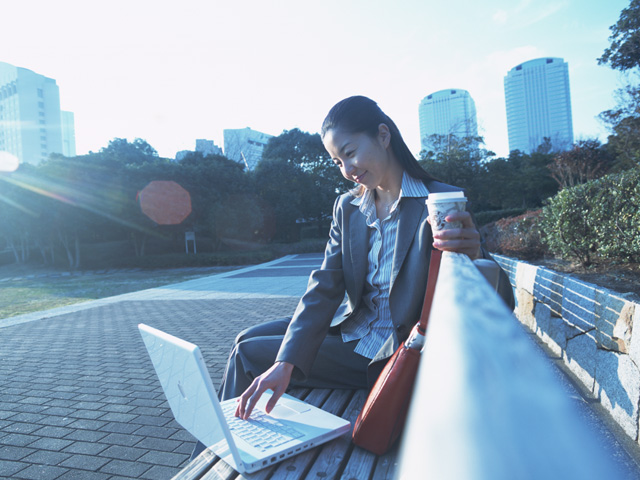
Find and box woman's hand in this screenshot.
[429,211,482,260]
[235,361,294,420]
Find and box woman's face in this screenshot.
[323,124,398,191]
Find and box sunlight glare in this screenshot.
[0,151,19,172]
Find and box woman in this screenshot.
[222,95,512,421]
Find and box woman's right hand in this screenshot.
[235,361,294,420]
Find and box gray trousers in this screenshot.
[218,317,370,400]
[191,318,369,460]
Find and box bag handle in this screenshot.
[416,249,442,335]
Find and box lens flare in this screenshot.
[138,180,192,225]
[0,151,19,172]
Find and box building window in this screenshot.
[38,101,45,109]
[38,88,44,98]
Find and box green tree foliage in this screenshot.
[598,1,640,170]
[598,0,640,71]
[600,85,640,170]
[419,135,557,213]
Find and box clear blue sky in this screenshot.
[1,0,631,159]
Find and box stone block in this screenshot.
[594,349,640,440]
[564,331,598,395]
[562,276,597,332]
[491,254,517,287]
[595,289,636,353]
[534,302,564,357]
[515,261,538,295]
[516,288,536,331]
[630,305,640,367]
[533,267,564,317]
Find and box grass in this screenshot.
[0,264,241,320]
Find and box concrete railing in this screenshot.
[395,252,620,479]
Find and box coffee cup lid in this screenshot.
[427,192,467,201]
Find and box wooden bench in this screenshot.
[173,387,398,480]
[174,252,625,480]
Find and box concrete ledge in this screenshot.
[494,254,640,444]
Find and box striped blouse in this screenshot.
[340,173,430,359]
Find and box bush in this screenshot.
[539,168,640,265]
[474,208,527,227]
[481,210,546,260]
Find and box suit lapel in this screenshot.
[348,205,368,301]
[391,197,426,289]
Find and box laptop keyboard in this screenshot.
[221,403,305,451]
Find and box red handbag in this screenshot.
[352,249,442,455]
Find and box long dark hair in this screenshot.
[321,96,437,194]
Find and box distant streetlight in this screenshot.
[0,152,19,172]
[138,180,192,225]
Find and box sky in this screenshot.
[1,0,632,160]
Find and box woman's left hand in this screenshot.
[429,211,482,260]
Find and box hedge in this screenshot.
[539,168,640,265]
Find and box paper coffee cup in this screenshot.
[426,192,467,231]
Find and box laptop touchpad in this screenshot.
[270,402,311,418]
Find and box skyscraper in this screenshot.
[504,57,574,154]
[223,127,273,170]
[0,61,75,165]
[418,89,478,152]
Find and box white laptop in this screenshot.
[138,324,351,473]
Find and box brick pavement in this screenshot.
[0,254,322,480]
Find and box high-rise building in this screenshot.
[504,57,574,154]
[223,127,273,170]
[0,61,75,165]
[418,89,478,152]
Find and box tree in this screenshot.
[598,0,640,71]
[419,134,492,208]
[548,139,614,189]
[598,1,640,170]
[100,138,159,166]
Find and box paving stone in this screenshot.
[2,422,42,434]
[140,464,184,479]
[0,433,38,447]
[100,445,147,461]
[0,445,37,460]
[101,432,146,447]
[59,453,111,470]
[138,449,190,467]
[98,412,138,423]
[13,463,68,480]
[28,437,75,451]
[99,459,151,477]
[130,414,172,427]
[133,424,178,438]
[0,460,28,478]
[61,441,110,456]
[23,450,72,465]
[134,436,183,452]
[66,419,108,430]
[62,430,109,443]
[99,422,140,434]
[57,469,111,480]
[32,425,76,438]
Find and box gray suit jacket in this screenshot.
[276,180,512,386]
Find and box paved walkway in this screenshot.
[0,254,322,480]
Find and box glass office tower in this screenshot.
[504,57,574,154]
[418,89,478,152]
[0,61,74,165]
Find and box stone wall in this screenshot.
[493,255,640,442]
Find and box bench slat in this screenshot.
[172,448,218,480]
